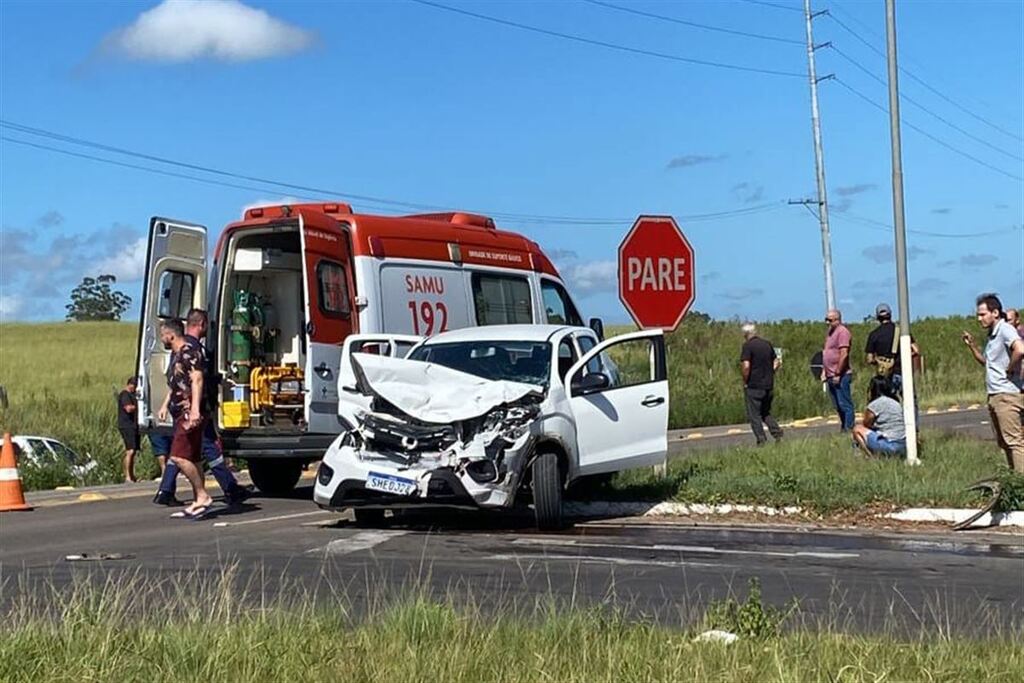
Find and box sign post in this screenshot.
[618,215,695,478]
[618,215,695,331]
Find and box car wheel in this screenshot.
[353,508,386,526]
[532,450,563,531]
[248,459,303,496]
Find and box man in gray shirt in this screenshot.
[963,293,1024,472]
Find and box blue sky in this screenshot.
[1,0,1021,325]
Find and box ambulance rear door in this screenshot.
[135,217,207,430]
[299,215,356,433]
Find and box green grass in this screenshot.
[0,316,994,489]
[1,572,1020,683]
[607,431,1014,513]
[611,314,988,430]
[0,322,159,488]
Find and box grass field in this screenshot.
[0,316,994,489]
[2,573,1020,683]
[606,431,1018,513]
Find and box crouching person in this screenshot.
[852,376,907,457]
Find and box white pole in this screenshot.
[884,0,920,466]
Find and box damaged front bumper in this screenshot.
[313,429,538,511]
[315,351,545,512]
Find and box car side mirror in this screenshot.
[571,371,610,396]
[588,317,605,341]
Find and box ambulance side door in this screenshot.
[300,215,356,434]
[135,217,207,429]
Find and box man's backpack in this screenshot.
[875,326,900,377]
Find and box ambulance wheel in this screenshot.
[532,451,564,531]
[353,509,386,526]
[248,459,302,496]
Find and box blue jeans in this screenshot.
[827,374,855,431]
[159,420,240,498]
[866,431,907,456]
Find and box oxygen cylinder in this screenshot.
[230,291,252,383]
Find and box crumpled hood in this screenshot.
[350,353,544,424]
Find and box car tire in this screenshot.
[353,508,386,526]
[532,451,563,531]
[248,459,303,496]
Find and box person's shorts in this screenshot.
[119,427,140,451]
[170,418,205,463]
[866,431,906,456]
[149,433,172,457]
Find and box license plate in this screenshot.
[365,472,417,496]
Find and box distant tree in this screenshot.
[65,274,132,322]
[687,309,712,324]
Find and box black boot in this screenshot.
[153,491,182,506]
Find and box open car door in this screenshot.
[135,217,207,430]
[564,330,668,476]
[299,213,357,433]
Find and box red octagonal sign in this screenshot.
[618,215,695,331]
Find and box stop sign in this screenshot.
[618,215,695,330]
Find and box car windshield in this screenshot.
[408,341,551,387]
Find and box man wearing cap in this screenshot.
[865,303,920,397]
[117,377,140,483]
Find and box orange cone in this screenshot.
[0,433,32,512]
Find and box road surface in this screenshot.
[5,477,1020,636]
[668,405,994,454]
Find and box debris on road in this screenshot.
[65,553,136,562]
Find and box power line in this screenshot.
[825,9,1024,144]
[829,46,1024,162]
[834,210,1022,239]
[582,0,803,45]
[832,79,1023,182]
[0,126,788,226]
[408,0,805,78]
[6,133,1009,240]
[735,0,803,12]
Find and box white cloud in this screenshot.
[561,260,618,296]
[0,293,24,321]
[95,237,148,283]
[102,0,314,63]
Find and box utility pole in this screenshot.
[884,0,920,466]
[803,0,836,312]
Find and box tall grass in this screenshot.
[1,570,1020,683]
[0,316,992,489]
[608,431,1010,512]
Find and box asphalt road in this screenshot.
[667,405,995,455]
[4,478,1021,636]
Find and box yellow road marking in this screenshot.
[77,493,109,502]
[726,429,744,435]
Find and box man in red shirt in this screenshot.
[821,309,855,431]
[157,319,213,518]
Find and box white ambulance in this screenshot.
[135,202,600,494]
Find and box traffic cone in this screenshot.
[0,432,32,512]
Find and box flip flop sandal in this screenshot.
[171,505,211,520]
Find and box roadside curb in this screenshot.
[569,501,1024,529]
[885,508,1024,528]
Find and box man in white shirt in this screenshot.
[963,293,1024,472]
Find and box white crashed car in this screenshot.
[313,325,669,529]
[12,435,98,479]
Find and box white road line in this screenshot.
[485,553,727,570]
[511,537,858,560]
[213,511,333,528]
[308,530,409,557]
